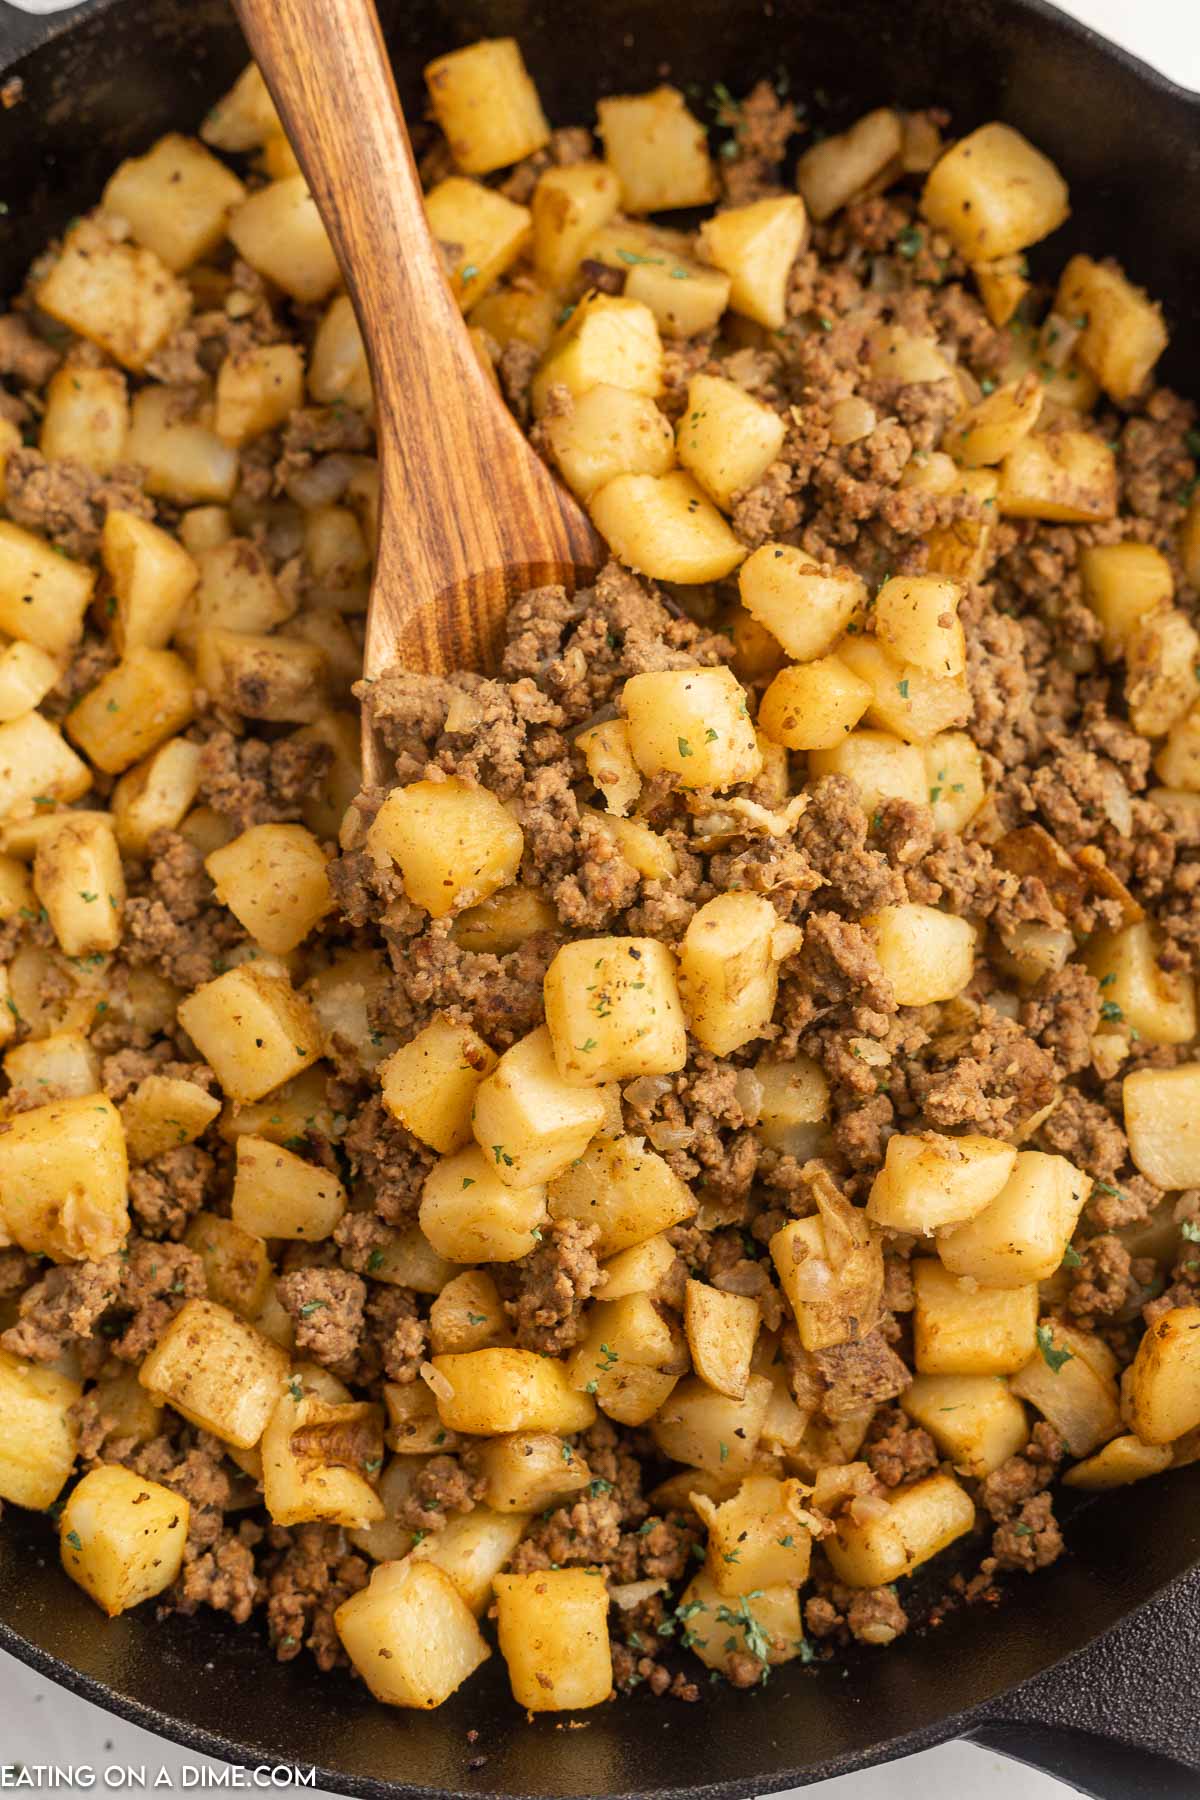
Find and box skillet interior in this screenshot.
[0,0,1198,1792]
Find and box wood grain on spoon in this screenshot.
[231,0,603,780]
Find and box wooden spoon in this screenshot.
[231,0,604,781]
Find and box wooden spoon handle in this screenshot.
[231,0,601,682]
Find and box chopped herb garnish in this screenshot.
[896,224,922,259]
[1099,999,1124,1023]
[1061,1244,1083,1269]
[65,1530,82,1550]
[299,1299,329,1318]
[1036,1322,1074,1373]
[677,735,693,758]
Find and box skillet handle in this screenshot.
[964,1569,1200,1800]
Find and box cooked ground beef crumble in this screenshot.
[0,42,1198,1715]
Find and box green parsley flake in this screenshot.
[1035,1322,1074,1374]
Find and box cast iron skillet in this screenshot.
[0,0,1198,1793]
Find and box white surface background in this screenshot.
[0,0,1197,1794]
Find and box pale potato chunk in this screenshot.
[201,64,280,152]
[543,937,687,1085]
[120,1069,220,1165]
[1085,921,1195,1046]
[366,777,523,920]
[738,545,866,661]
[336,1560,490,1708]
[769,1191,883,1352]
[262,1388,384,1528]
[471,1025,605,1186]
[874,575,965,676]
[66,647,195,774]
[0,1093,128,1264]
[998,431,1117,522]
[759,657,872,752]
[410,1505,529,1614]
[35,219,192,371]
[865,903,976,1006]
[188,538,295,641]
[184,1211,272,1318]
[920,123,1068,259]
[429,1270,509,1355]
[1156,703,1200,792]
[545,383,675,502]
[532,292,662,416]
[944,375,1043,467]
[685,1280,760,1400]
[566,1297,681,1425]
[1063,1433,1174,1489]
[548,1134,695,1254]
[796,108,903,221]
[754,1055,830,1158]
[1124,1064,1200,1189]
[924,467,1001,582]
[581,806,678,883]
[677,1571,803,1672]
[1056,254,1167,403]
[33,815,125,957]
[902,1373,1028,1478]
[177,966,321,1103]
[450,885,556,954]
[913,1261,1038,1374]
[138,1298,290,1447]
[103,509,198,653]
[424,37,549,175]
[697,1473,815,1596]
[1010,1320,1122,1457]
[126,386,238,504]
[419,1145,547,1263]
[623,257,732,339]
[0,642,58,724]
[195,630,327,724]
[424,178,532,311]
[590,470,746,584]
[825,1472,975,1587]
[679,893,801,1056]
[103,132,246,271]
[620,666,760,789]
[40,366,129,474]
[599,1232,677,1301]
[309,295,372,410]
[60,1465,188,1616]
[809,729,927,811]
[495,1569,611,1710]
[973,255,1030,328]
[867,1133,1017,1234]
[937,1151,1090,1288]
[111,739,204,858]
[0,520,93,658]
[4,1032,99,1107]
[205,823,332,954]
[429,1348,596,1436]
[924,732,986,834]
[598,87,716,212]
[676,373,785,512]
[1125,608,1200,737]
[478,1432,591,1514]
[379,1014,497,1155]
[698,196,808,329]
[531,162,621,286]
[0,1350,80,1508]
[575,718,642,816]
[836,634,971,745]
[232,1135,346,1241]
[229,177,340,303]
[214,343,305,445]
[652,1373,773,1476]
[1123,1305,1200,1445]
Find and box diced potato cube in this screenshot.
[1124,1064,1200,1190]
[902,1373,1028,1478]
[924,466,1001,583]
[204,822,332,954]
[836,633,971,745]
[697,196,807,330]
[471,1025,605,1186]
[430,1348,596,1436]
[33,815,124,957]
[944,376,1043,468]
[597,86,715,213]
[825,1471,975,1587]
[102,510,198,654]
[1156,704,1200,792]
[232,1135,346,1241]
[0,642,59,724]
[913,1261,1038,1374]
[874,575,965,676]
[544,936,686,1086]
[308,294,372,410]
[379,1015,497,1155]
[754,1055,830,1157]
[531,161,621,287]
[410,1505,529,1614]
[111,738,204,859]
[229,176,340,304]
[591,469,746,583]
[652,1374,772,1477]
[532,292,662,416]
[0,851,33,922]
[973,255,1030,328]
[494,1568,610,1710]
[676,1571,803,1673]
[201,64,280,152]
[138,1297,290,1447]
[867,325,955,385]
[698,1473,814,1596]
[684,1280,760,1401]
[183,1210,271,1317]
[0,520,93,658]
[808,728,927,811]
[103,132,246,271]
[429,1271,510,1357]
[545,383,675,503]
[126,385,239,504]
[188,538,296,642]
[66,647,195,774]
[1123,1305,1200,1444]
[194,630,327,724]
[769,1194,883,1352]
[676,372,785,511]
[1056,254,1167,403]
[40,366,129,474]
[623,257,732,339]
[1125,608,1200,737]
[620,666,760,790]
[336,1559,491,1708]
[575,717,642,818]
[1085,921,1195,1046]
[998,430,1117,522]
[366,777,523,920]
[420,1145,547,1263]
[60,1465,188,1616]
[177,966,321,1103]
[924,732,986,834]
[479,1432,591,1514]
[0,1349,80,1508]
[1079,542,1173,659]
[1063,1432,1174,1489]
[1010,1319,1122,1456]
[4,1032,100,1107]
[35,218,192,371]
[567,1309,680,1426]
[679,893,800,1056]
[424,177,531,312]
[759,657,872,751]
[214,343,305,445]
[937,1152,1090,1288]
[262,1387,384,1528]
[548,1133,695,1254]
[795,107,903,221]
[425,37,549,175]
[864,903,975,1007]
[868,1132,1017,1235]
[920,123,1068,259]
[0,1093,128,1263]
